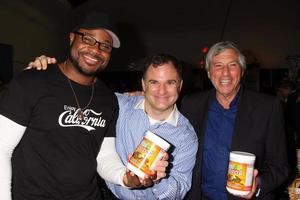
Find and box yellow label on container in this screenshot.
[129,137,161,175]
[227,161,251,191]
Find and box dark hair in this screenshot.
[142,53,182,80]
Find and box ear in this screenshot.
[179,80,183,92]
[141,78,146,92]
[69,32,75,45]
[207,71,210,78]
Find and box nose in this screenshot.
[87,45,102,55]
[222,65,230,75]
[157,83,167,95]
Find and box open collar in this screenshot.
[134,99,179,126]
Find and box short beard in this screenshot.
[69,54,104,77]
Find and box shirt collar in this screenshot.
[212,87,241,109]
[134,99,179,126]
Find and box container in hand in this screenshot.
[127,131,170,179]
[226,151,256,196]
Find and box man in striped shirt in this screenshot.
[106,54,198,199]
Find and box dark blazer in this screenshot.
[181,87,289,200]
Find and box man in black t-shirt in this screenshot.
[0,12,154,200]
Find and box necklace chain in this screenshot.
[64,61,95,121]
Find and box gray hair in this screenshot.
[205,41,246,71]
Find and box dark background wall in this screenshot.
[0,0,300,93]
[0,44,13,83]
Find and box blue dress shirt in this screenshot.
[201,91,240,200]
[106,93,198,200]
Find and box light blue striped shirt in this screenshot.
[107,93,198,200]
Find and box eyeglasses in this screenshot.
[73,31,113,53]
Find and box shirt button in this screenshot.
[153,189,157,192]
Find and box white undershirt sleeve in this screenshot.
[96,137,126,186]
[0,114,26,200]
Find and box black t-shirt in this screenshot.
[0,65,119,200]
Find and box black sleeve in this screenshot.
[105,97,119,138]
[0,77,34,126]
[259,98,289,197]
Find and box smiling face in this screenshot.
[69,28,112,77]
[208,48,244,105]
[142,62,182,120]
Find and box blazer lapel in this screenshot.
[231,87,256,150]
[193,90,213,189]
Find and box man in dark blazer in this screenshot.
[181,41,288,200]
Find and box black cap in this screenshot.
[73,12,120,48]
